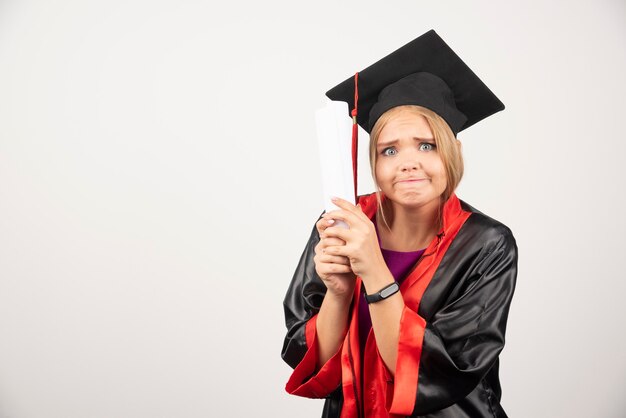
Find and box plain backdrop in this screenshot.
[0,0,625,417]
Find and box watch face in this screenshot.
[381,283,399,298]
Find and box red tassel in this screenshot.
[351,72,359,202]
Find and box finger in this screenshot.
[316,217,336,235]
[315,239,343,255]
[353,202,368,220]
[321,226,351,242]
[322,208,360,226]
[330,196,357,211]
[331,196,372,221]
[323,206,371,229]
[318,253,350,265]
[315,247,350,262]
[317,262,353,276]
[319,237,346,247]
[325,244,350,258]
[330,197,369,219]
[314,241,323,255]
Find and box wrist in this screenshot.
[361,266,394,294]
[325,288,354,304]
[364,281,400,304]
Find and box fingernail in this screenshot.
[327,219,335,225]
[331,196,338,202]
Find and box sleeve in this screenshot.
[384,227,518,416]
[281,216,344,398]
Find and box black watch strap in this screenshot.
[364,282,400,304]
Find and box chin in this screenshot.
[389,191,440,209]
[383,190,441,209]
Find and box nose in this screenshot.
[399,152,421,172]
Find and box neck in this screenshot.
[378,197,441,251]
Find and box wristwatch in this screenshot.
[363,281,400,304]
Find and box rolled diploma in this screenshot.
[316,100,355,229]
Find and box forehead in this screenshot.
[378,109,433,143]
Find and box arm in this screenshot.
[360,266,403,376]
[281,216,354,398]
[315,290,352,368]
[318,197,405,375]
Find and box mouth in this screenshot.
[396,178,428,184]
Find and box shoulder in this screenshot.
[457,199,517,253]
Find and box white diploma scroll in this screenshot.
[315,100,355,229]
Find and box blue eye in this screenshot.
[381,147,397,156]
[419,142,436,152]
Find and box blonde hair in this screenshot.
[369,105,464,230]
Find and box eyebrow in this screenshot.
[377,137,435,148]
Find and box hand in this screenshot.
[313,215,356,299]
[320,197,387,282]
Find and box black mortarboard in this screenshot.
[325,29,504,135]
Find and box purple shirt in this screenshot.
[357,229,425,350]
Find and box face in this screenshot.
[374,109,447,210]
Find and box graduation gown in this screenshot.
[281,193,517,418]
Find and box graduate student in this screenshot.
[281,30,517,418]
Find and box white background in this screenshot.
[1,0,625,417]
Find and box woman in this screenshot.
[282,30,517,418]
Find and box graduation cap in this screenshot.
[324,29,504,199]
